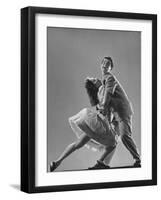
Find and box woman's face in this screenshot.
[86,77,102,89]
[93,78,102,89]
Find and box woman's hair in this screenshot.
[85,78,101,106]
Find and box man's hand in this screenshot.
[99,108,106,116]
[96,104,106,116]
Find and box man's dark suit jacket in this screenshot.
[97,72,133,120]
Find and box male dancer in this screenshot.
[90,56,141,169]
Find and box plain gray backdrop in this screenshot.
[47,27,141,172]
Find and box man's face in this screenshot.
[101,58,111,75]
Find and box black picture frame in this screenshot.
[21,6,157,193]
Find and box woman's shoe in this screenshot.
[50,161,57,172]
[88,160,110,170]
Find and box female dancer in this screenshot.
[50,77,118,172]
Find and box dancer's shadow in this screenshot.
[10,184,20,191]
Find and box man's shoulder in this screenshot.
[104,72,115,78]
[104,73,116,84]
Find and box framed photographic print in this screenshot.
[21,6,157,193]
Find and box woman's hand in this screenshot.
[99,108,106,116]
[96,104,106,116]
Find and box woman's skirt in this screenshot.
[69,108,118,151]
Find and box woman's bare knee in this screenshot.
[105,145,116,152]
[74,141,83,149]
[75,134,90,149]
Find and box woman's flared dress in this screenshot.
[69,107,117,151]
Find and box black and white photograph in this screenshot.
[1,0,161,198]
[47,28,141,172]
[20,6,157,193]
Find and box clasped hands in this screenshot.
[96,105,106,116]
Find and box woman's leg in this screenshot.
[98,145,116,164]
[53,133,90,169]
[88,145,116,169]
[103,146,116,165]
